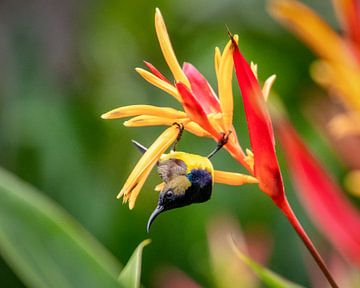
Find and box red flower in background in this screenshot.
[277,118,360,268]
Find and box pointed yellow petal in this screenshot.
[269,0,346,63]
[124,115,189,127]
[155,8,190,87]
[101,105,186,120]
[250,62,258,79]
[244,149,254,171]
[262,74,276,102]
[208,112,226,133]
[218,35,238,132]
[135,68,182,102]
[214,170,258,185]
[128,165,153,209]
[124,115,211,138]
[214,47,221,80]
[185,121,212,137]
[117,125,179,207]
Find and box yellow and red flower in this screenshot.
[102,8,338,287]
[102,9,261,209]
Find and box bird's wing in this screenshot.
[157,158,187,183]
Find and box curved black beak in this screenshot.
[147,205,164,233]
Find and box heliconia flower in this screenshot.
[102,8,262,208]
[269,0,360,134]
[276,117,360,268]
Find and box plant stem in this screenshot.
[276,197,339,288]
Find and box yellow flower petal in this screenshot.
[218,35,238,132]
[214,47,221,80]
[244,149,254,171]
[124,115,211,137]
[262,74,276,102]
[135,68,182,102]
[101,105,186,120]
[250,62,258,79]
[117,125,179,208]
[214,170,258,185]
[155,8,190,87]
[128,165,153,209]
[208,112,226,133]
[269,0,346,64]
[124,115,189,127]
[185,122,212,137]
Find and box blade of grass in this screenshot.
[118,239,151,288]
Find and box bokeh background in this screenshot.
[0,0,356,287]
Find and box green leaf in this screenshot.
[229,236,305,288]
[118,239,151,288]
[0,167,123,288]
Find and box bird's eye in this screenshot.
[165,190,174,198]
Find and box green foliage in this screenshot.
[118,239,151,288]
[229,237,304,288]
[0,167,123,288]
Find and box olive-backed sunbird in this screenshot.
[132,130,228,232]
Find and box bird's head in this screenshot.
[147,169,212,232]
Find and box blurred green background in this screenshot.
[0,0,344,287]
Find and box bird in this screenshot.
[132,124,229,232]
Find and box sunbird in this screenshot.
[132,124,229,232]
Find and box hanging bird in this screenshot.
[132,125,229,232]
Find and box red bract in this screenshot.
[231,38,284,202]
[183,63,221,114]
[277,118,360,268]
[144,61,171,84]
[231,37,338,288]
[176,82,220,139]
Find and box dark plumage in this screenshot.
[147,157,213,232]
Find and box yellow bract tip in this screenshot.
[250,62,258,79]
[214,170,258,186]
[155,8,190,87]
[262,74,277,102]
[136,68,182,102]
[218,36,238,132]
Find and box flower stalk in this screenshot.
[278,197,339,288]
